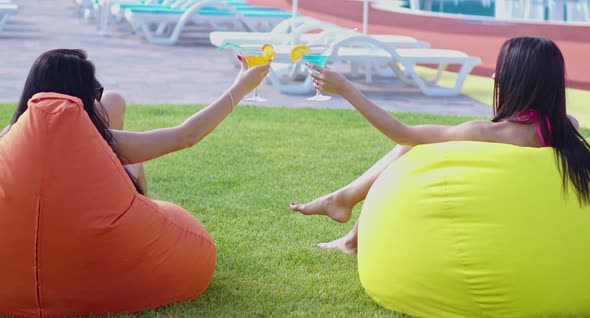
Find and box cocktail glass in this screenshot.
[302,53,331,102]
[240,50,271,102]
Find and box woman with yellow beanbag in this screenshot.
[290,37,590,317]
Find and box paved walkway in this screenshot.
[0,0,492,117]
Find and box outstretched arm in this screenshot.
[339,82,493,145]
[308,63,495,146]
[111,58,270,164]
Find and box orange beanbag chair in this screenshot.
[0,93,216,317]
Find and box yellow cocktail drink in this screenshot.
[242,55,271,67]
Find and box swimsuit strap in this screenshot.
[515,110,551,147]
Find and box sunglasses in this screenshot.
[96,80,104,102]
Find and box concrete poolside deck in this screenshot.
[0,0,491,117]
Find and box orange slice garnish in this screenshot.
[262,44,275,61]
[289,44,311,63]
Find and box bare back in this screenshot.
[485,120,546,148]
[469,113,578,148]
[400,112,580,148]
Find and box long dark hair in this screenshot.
[492,37,590,205]
[14,49,145,195]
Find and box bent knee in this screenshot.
[101,91,127,114]
[567,114,580,130]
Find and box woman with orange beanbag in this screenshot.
[0,49,270,317]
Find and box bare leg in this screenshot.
[317,220,359,254]
[290,144,411,223]
[100,91,148,195]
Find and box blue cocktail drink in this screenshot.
[302,54,328,70]
[302,54,332,101]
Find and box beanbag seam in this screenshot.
[33,100,135,316]
[43,292,204,317]
[446,185,483,317]
[0,290,205,318]
[33,105,78,116]
[41,103,137,196]
[140,197,216,242]
[36,106,88,317]
[440,144,488,318]
[109,192,140,225]
[35,107,50,318]
[30,93,137,196]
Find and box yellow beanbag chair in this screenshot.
[0,93,216,317]
[358,141,590,318]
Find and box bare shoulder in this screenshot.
[454,120,499,142]
[460,120,495,130]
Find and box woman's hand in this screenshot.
[229,56,271,99]
[307,63,353,96]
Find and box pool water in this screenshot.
[404,0,590,23]
[408,0,495,16]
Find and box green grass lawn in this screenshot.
[0,104,589,317]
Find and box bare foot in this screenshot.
[290,191,353,223]
[317,233,358,255]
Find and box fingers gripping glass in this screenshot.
[240,49,270,102]
[303,48,331,102]
[95,80,104,102]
